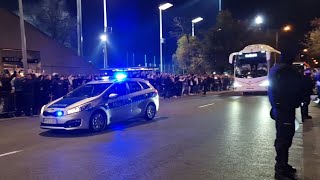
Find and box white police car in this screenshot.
[40,76,159,132]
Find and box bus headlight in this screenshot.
[233,82,242,87]
[259,80,270,87]
[67,104,91,115]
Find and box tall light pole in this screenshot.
[192,17,203,37]
[76,0,83,56]
[103,0,108,69]
[159,3,173,73]
[18,0,28,74]
[219,0,222,11]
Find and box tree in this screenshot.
[173,35,208,74]
[23,0,77,50]
[202,11,248,72]
[305,18,320,57]
[202,11,274,72]
[169,17,190,40]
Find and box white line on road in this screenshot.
[198,103,215,108]
[0,150,22,158]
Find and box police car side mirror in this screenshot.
[108,93,118,99]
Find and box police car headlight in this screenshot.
[259,80,270,87]
[233,81,242,87]
[67,104,91,115]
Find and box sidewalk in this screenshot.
[302,103,320,179]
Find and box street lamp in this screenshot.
[274,25,293,49]
[255,15,264,25]
[103,0,108,69]
[159,3,173,73]
[303,49,308,53]
[192,17,203,37]
[100,34,108,42]
[18,0,28,74]
[283,25,292,32]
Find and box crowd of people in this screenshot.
[0,71,234,116]
[144,73,233,98]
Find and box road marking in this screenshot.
[0,150,22,158]
[198,103,215,108]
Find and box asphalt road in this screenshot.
[0,94,304,180]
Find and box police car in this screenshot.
[40,75,159,132]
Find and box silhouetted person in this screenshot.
[268,58,303,179]
[301,69,314,121]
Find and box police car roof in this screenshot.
[87,78,148,84]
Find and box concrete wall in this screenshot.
[0,9,97,75]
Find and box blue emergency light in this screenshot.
[115,72,127,81]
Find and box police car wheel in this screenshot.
[90,111,107,132]
[145,103,156,120]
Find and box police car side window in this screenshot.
[128,81,142,93]
[139,82,151,89]
[108,83,128,96]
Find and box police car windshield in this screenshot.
[65,83,112,98]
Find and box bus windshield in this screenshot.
[235,52,268,78]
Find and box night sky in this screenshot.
[1,0,320,68]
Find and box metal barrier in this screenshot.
[0,91,16,117]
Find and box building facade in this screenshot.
[0,9,97,75]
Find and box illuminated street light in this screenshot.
[192,17,203,37]
[283,25,292,32]
[192,17,203,23]
[303,49,308,53]
[276,24,293,49]
[159,3,173,73]
[100,34,107,42]
[159,3,173,10]
[255,15,264,25]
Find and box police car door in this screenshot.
[105,82,132,122]
[127,81,145,117]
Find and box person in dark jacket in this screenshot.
[202,76,209,95]
[39,75,52,106]
[0,74,14,112]
[268,58,303,179]
[22,74,35,116]
[51,75,66,100]
[301,69,314,121]
[11,72,24,116]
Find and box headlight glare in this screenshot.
[67,104,91,115]
[259,80,270,87]
[233,81,242,87]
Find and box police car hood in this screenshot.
[47,96,98,109]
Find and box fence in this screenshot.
[0,91,16,117]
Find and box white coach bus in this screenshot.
[229,44,281,92]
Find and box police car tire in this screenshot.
[89,111,107,132]
[145,103,156,120]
